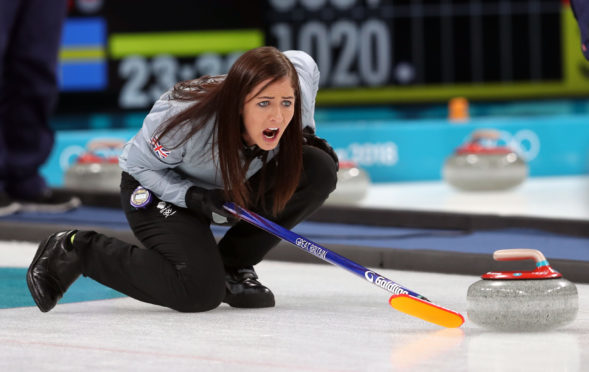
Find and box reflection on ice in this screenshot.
[468,332,580,371]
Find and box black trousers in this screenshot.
[72,146,337,312]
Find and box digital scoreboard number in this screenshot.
[267,0,395,87]
[105,1,263,110]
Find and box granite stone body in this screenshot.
[325,163,370,205]
[65,162,122,192]
[443,152,528,191]
[467,278,578,331]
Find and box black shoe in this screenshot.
[223,266,275,308]
[0,192,20,216]
[26,230,80,312]
[17,189,81,213]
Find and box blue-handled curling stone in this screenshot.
[467,249,578,331]
[443,129,528,191]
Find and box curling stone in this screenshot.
[467,249,578,331]
[443,129,528,191]
[325,161,370,205]
[64,139,124,192]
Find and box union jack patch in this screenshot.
[150,136,171,159]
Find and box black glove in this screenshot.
[302,127,339,170]
[185,186,235,223]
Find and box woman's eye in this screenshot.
[258,101,269,107]
[282,100,292,107]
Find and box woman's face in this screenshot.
[242,77,295,151]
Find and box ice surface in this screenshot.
[1,240,588,371]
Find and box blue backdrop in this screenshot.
[42,114,589,186]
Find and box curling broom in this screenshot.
[224,202,464,328]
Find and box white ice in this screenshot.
[355,175,589,221]
[1,240,588,371]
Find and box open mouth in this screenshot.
[263,128,279,139]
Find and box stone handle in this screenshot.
[493,249,547,265]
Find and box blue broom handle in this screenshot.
[224,202,427,301]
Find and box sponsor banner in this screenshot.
[319,114,589,182]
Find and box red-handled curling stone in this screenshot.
[443,129,528,191]
[64,139,124,192]
[467,249,578,331]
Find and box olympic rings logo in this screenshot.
[497,129,541,162]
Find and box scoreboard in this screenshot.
[267,0,566,86]
[57,0,589,113]
[263,0,589,104]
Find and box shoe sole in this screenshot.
[224,293,275,308]
[26,235,55,312]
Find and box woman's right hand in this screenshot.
[185,186,234,221]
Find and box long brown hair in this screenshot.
[156,46,303,215]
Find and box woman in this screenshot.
[26,46,338,313]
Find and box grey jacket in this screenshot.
[118,50,320,208]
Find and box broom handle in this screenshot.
[223,202,426,300]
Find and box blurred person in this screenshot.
[27,46,338,313]
[571,0,588,61]
[0,0,81,217]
